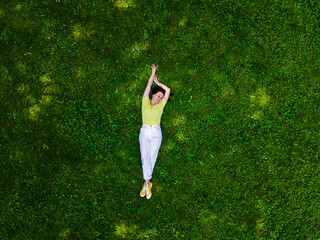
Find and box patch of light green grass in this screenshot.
[73,24,87,39]
[113,0,136,9]
[17,83,30,94]
[250,87,270,107]
[172,114,187,126]
[179,18,188,27]
[115,223,138,238]
[29,104,41,121]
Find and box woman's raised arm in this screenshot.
[142,64,158,99]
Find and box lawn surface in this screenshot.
[1,0,320,239]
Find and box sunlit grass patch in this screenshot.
[40,95,53,105]
[114,0,136,9]
[176,131,188,142]
[40,74,58,94]
[75,67,86,79]
[15,4,22,11]
[132,42,148,51]
[24,95,36,105]
[256,218,265,237]
[222,85,234,99]
[204,212,218,222]
[162,139,176,152]
[251,110,263,120]
[21,75,58,119]
[42,143,49,150]
[115,223,138,238]
[255,199,267,236]
[137,228,158,239]
[17,83,30,94]
[44,84,58,94]
[124,42,149,59]
[114,222,158,239]
[40,74,53,85]
[29,104,41,121]
[172,114,187,127]
[199,210,219,235]
[72,24,96,40]
[250,87,270,107]
[73,24,86,39]
[179,18,188,27]
[59,228,72,239]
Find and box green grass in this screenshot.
[1,0,320,239]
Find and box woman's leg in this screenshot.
[149,129,162,179]
[139,128,152,181]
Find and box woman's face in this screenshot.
[152,92,164,104]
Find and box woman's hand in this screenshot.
[153,71,171,102]
[153,75,160,85]
[151,64,158,74]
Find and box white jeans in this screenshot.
[139,124,162,180]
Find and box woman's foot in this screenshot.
[146,182,152,199]
[140,183,146,197]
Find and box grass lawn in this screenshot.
[1,0,320,239]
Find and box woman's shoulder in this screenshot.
[142,96,150,106]
[142,96,150,102]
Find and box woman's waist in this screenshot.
[142,124,161,128]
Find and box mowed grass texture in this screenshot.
[1,0,320,239]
